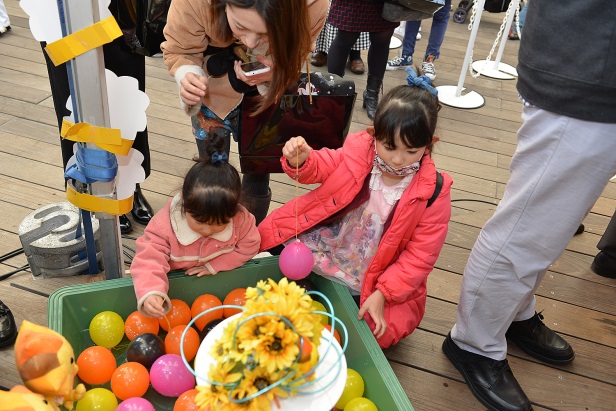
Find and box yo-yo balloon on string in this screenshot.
[279,239,314,280]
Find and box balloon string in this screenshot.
[295,147,299,240]
[163,314,172,331]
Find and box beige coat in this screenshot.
[162,0,328,119]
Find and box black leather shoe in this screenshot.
[131,184,154,225]
[119,214,133,235]
[591,251,616,278]
[506,311,575,364]
[0,300,17,349]
[574,223,584,235]
[443,333,532,411]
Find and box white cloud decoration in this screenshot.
[65,69,150,200]
[19,0,112,43]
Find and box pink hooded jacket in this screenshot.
[131,194,261,315]
[258,130,452,348]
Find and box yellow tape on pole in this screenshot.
[45,16,122,66]
[66,184,133,215]
[61,120,134,156]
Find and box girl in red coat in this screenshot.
[131,133,260,318]
[259,68,452,348]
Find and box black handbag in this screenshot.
[239,72,356,174]
[134,0,172,56]
[382,0,445,22]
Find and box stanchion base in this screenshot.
[389,36,402,49]
[471,60,518,79]
[436,85,485,109]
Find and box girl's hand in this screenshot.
[234,55,274,86]
[282,137,312,168]
[143,295,166,319]
[180,72,208,106]
[185,266,212,277]
[358,289,387,339]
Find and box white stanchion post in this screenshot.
[436,0,486,108]
[471,0,519,79]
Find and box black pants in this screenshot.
[42,37,150,177]
[598,209,616,258]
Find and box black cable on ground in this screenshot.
[0,264,30,281]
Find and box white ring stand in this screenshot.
[436,0,486,109]
[471,0,519,80]
[389,36,402,49]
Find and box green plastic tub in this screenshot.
[48,256,413,410]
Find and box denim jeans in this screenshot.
[402,0,452,60]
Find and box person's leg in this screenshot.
[445,106,616,410]
[364,29,395,119]
[387,21,418,70]
[421,0,452,80]
[592,209,616,278]
[327,30,361,77]
[452,106,616,359]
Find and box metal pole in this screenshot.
[491,0,519,69]
[455,0,486,96]
[62,0,123,279]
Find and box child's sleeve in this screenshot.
[280,145,345,185]
[376,186,452,304]
[206,210,261,274]
[131,218,173,316]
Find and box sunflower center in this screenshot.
[270,337,283,352]
[254,377,269,391]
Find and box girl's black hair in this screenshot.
[181,132,241,225]
[373,75,441,152]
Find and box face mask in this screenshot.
[373,140,421,177]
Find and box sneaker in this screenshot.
[386,54,413,71]
[508,28,520,40]
[506,311,575,364]
[417,26,422,41]
[0,25,11,36]
[421,55,436,80]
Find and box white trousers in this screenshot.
[451,106,616,360]
[0,1,10,28]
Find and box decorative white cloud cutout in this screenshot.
[20,0,112,43]
[64,69,150,200]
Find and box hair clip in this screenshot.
[405,67,438,97]
[211,152,228,165]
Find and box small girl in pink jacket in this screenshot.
[131,133,261,318]
[259,68,452,347]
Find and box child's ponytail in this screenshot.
[181,132,242,224]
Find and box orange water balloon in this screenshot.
[125,310,160,340]
[76,346,117,385]
[110,361,150,400]
[223,288,246,318]
[159,299,192,331]
[164,325,200,362]
[190,294,223,331]
[173,388,200,411]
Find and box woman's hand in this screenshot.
[282,137,312,168]
[142,295,166,318]
[180,72,208,106]
[185,266,213,277]
[234,55,274,86]
[358,289,387,339]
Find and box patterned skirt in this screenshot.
[328,0,399,33]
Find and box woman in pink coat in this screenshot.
[131,133,260,318]
[259,69,452,347]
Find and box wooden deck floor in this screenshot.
[1,1,615,409]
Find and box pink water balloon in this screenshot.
[279,240,314,280]
[150,354,196,397]
[116,398,155,411]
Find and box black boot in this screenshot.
[119,214,133,234]
[131,183,154,225]
[240,188,272,226]
[0,300,17,348]
[362,74,383,120]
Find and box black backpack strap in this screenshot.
[426,171,443,208]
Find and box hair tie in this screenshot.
[211,151,228,165]
[405,67,438,97]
